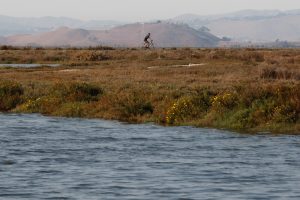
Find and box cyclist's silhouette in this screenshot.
[144,33,153,48]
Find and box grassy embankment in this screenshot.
[0,46,299,133]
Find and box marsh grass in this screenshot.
[0,47,299,133]
[0,81,24,111]
[260,67,300,80]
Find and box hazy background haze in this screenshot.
[1,0,300,21]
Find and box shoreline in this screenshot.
[1,80,299,134]
[0,111,298,135]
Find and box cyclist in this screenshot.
[144,33,152,48]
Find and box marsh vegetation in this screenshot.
[0,47,299,133]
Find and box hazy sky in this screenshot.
[1,0,300,21]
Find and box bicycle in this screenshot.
[143,39,155,49]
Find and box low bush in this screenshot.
[239,51,265,62]
[227,109,253,129]
[18,96,62,114]
[165,84,299,131]
[16,82,103,115]
[166,90,212,124]
[53,102,86,117]
[272,104,297,123]
[112,91,153,120]
[211,92,238,113]
[0,81,24,111]
[74,51,111,61]
[260,67,300,80]
[0,45,18,50]
[166,96,194,124]
[51,82,103,102]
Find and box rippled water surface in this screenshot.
[1,114,300,199]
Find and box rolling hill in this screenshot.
[171,9,300,42]
[0,15,123,36]
[3,22,220,47]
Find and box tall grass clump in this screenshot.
[166,89,213,124]
[74,51,111,61]
[0,81,24,111]
[165,84,299,132]
[51,82,103,102]
[215,84,300,131]
[260,67,300,80]
[18,82,103,116]
[107,90,153,121]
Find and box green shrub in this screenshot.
[230,109,253,129]
[17,82,103,114]
[211,92,238,113]
[272,104,297,123]
[68,83,103,102]
[53,102,86,117]
[191,90,213,112]
[166,96,195,124]
[0,81,24,111]
[18,97,62,114]
[252,98,277,121]
[114,92,153,119]
[51,82,103,102]
[166,91,212,124]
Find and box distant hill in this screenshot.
[3,22,220,47]
[91,22,220,47]
[2,9,300,43]
[0,15,123,36]
[5,27,96,47]
[171,9,300,42]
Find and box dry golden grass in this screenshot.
[0,48,298,87]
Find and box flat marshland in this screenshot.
[0,47,299,133]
